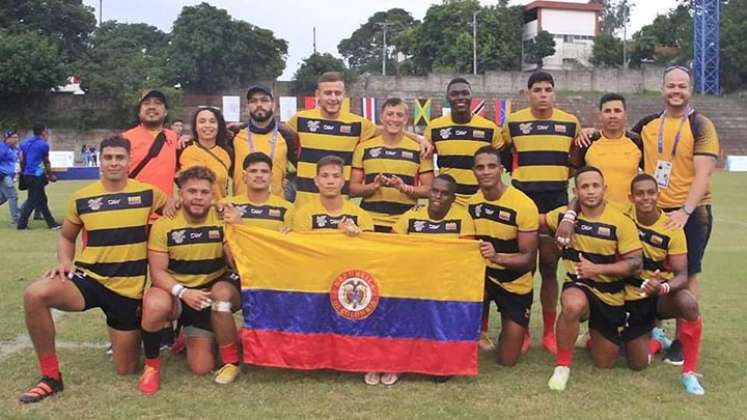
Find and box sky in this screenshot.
[82,0,680,80]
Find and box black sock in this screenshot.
[142,330,162,359]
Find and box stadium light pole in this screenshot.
[472,11,479,75]
[99,0,102,26]
[376,22,395,76]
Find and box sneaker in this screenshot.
[214,364,240,385]
[478,332,496,352]
[548,366,570,391]
[49,224,62,230]
[542,333,557,355]
[381,373,400,386]
[651,327,672,351]
[663,339,684,366]
[105,342,113,356]
[19,375,64,404]
[681,372,705,396]
[364,372,380,385]
[138,366,160,395]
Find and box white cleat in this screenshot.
[548,366,571,391]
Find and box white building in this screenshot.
[521,0,602,71]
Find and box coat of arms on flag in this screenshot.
[360,97,378,123]
[413,98,432,127]
[470,98,486,117]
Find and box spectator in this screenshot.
[0,129,21,224]
[17,123,60,230]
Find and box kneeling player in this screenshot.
[19,137,166,403]
[543,166,642,391]
[468,146,539,367]
[624,174,704,395]
[138,166,238,395]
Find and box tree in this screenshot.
[721,0,747,91]
[628,3,692,68]
[524,30,556,68]
[590,33,624,67]
[337,8,418,75]
[292,53,355,95]
[476,4,524,72]
[592,0,632,35]
[169,2,287,92]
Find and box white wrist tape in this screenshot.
[171,284,185,297]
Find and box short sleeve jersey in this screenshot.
[286,109,377,207]
[178,143,232,199]
[122,125,178,197]
[232,124,288,197]
[546,205,642,306]
[632,111,720,208]
[392,204,475,239]
[19,136,49,176]
[221,194,294,231]
[148,208,227,289]
[352,136,434,228]
[468,187,539,295]
[626,211,687,301]
[501,107,581,193]
[66,179,167,299]
[425,114,503,204]
[292,199,374,232]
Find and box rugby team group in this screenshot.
[15,66,717,403]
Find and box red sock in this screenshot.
[556,348,574,367]
[39,353,60,380]
[219,343,240,365]
[648,338,662,355]
[145,357,160,370]
[679,316,702,373]
[543,310,557,337]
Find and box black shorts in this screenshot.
[484,279,532,328]
[519,189,569,214]
[683,205,713,275]
[562,282,625,345]
[71,270,142,331]
[177,273,241,333]
[622,296,659,342]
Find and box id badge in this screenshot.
[654,160,673,188]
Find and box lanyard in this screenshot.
[657,107,692,159]
[247,123,279,160]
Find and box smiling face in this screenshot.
[316,81,345,117]
[574,170,606,209]
[138,97,167,127]
[380,103,407,136]
[194,110,218,142]
[99,146,130,182]
[663,68,692,109]
[630,178,658,214]
[447,82,472,115]
[473,152,502,190]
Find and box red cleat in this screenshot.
[542,333,558,355]
[170,332,186,356]
[521,330,532,354]
[138,366,160,396]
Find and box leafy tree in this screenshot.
[169,2,287,92]
[476,4,524,72]
[292,53,355,95]
[524,30,556,68]
[628,3,692,68]
[592,0,633,35]
[721,0,747,90]
[590,33,624,67]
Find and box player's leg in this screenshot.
[586,295,624,369]
[658,289,704,395]
[538,235,560,354]
[138,287,174,395]
[495,287,531,366]
[109,328,141,375]
[497,318,526,367]
[211,276,242,384]
[185,332,215,375]
[19,274,86,403]
[588,329,619,369]
[623,297,658,371]
[549,285,589,391]
[625,334,650,371]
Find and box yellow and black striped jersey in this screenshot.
[148,208,227,289]
[468,187,539,295]
[625,211,687,301]
[221,194,294,231]
[425,114,503,204]
[65,179,167,299]
[546,204,642,306]
[352,136,434,228]
[502,107,581,192]
[286,108,376,207]
[292,199,374,232]
[392,204,475,239]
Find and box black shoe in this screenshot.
[432,375,452,383]
[48,224,62,230]
[19,375,64,404]
[663,339,684,366]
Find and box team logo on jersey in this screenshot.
[402,151,414,160]
[597,226,611,237]
[315,215,328,227]
[519,123,533,135]
[87,197,103,211]
[473,204,483,218]
[340,125,352,134]
[473,130,485,139]
[555,124,567,134]
[128,196,142,206]
[268,209,281,218]
[413,220,426,232]
[485,207,495,216]
[237,205,249,216]
[307,120,321,133]
[650,234,663,246]
[370,147,382,158]
[171,229,186,244]
[439,128,452,139]
[329,270,380,321]
[498,210,511,221]
[445,222,457,231]
[208,229,221,240]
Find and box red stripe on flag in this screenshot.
[304,96,316,110]
[241,329,478,376]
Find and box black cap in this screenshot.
[246,84,273,100]
[139,89,168,108]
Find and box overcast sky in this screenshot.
[82,0,679,80]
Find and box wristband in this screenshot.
[562,210,577,224]
[177,288,187,299]
[682,204,694,216]
[171,284,185,297]
[658,282,671,296]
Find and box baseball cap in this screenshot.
[139,89,168,108]
[246,84,273,100]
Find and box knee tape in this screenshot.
[210,300,232,312]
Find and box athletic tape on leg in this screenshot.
[211,301,232,312]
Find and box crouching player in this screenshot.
[138,166,240,395]
[625,174,704,395]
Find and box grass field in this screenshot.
[1,173,746,419]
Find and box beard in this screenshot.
[251,109,274,123]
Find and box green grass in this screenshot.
[1,174,746,419]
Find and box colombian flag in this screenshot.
[225,225,486,376]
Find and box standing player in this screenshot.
[501,71,582,353]
[18,137,166,403]
[292,155,373,233]
[138,166,237,395]
[425,78,504,206]
[468,146,539,366]
[351,98,434,232]
[630,66,718,365]
[543,166,642,391]
[179,107,233,200]
[624,174,704,395]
